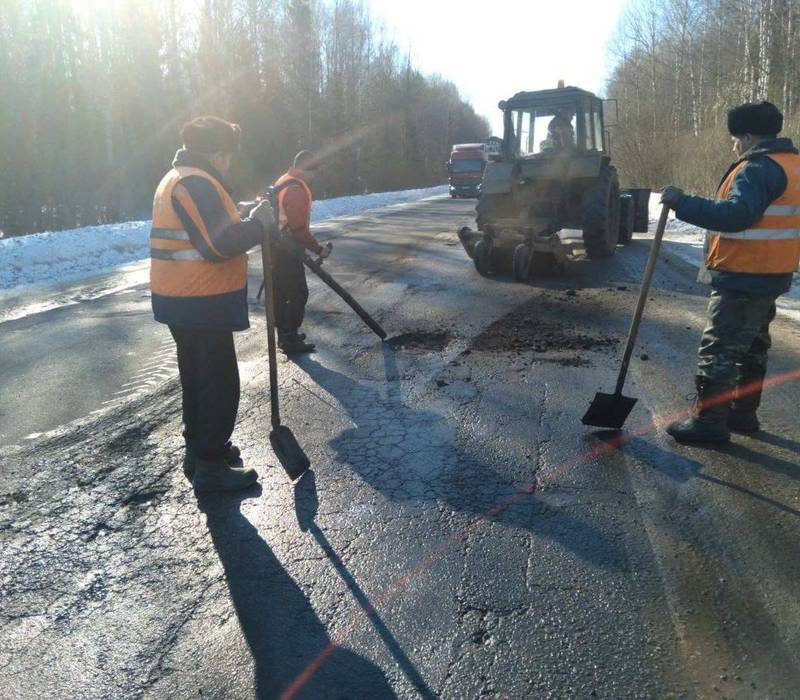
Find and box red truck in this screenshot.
[447,143,488,198]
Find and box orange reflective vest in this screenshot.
[274,172,313,231]
[707,152,800,274]
[150,166,249,330]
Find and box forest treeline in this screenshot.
[0,0,489,236]
[608,0,800,193]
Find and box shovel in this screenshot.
[303,252,387,340]
[256,249,387,340]
[261,229,311,480]
[582,203,670,430]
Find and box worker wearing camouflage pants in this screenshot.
[661,100,800,443]
[696,289,776,423]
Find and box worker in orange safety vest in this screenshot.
[150,116,276,492]
[660,101,800,443]
[270,150,331,355]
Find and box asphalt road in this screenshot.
[1,196,799,699]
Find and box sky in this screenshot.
[366,0,630,136]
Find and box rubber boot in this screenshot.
[192,455,258,493]
[278,331,315,355]
[728,372,764,434]
[183,442,243,482]
[666,376,732,443]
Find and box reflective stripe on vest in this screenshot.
[149,166,247,298]
[707,152,800,274]
[274,173,312,230]
[150,227,191,241]
[151,248,204,261]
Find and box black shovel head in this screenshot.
[270,425,310,480]
[582,392,638,430]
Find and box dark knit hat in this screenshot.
[180,116,241,155]
[727,101,783,136]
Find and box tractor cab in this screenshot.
[501,86,608,160]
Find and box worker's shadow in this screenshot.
[294,471,436,699]
[707,436,800,481]
[294,348,628,571]
[198,488,396,700]
[621,436,800,519]
[745,430,800,459]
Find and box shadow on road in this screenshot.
[198,486,396,700]
[620,436,800,519]
[746,430,800,457]
[708,439,800,481]
[293,349,628,571]
[294,471,436,700]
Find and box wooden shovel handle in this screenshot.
[614,204,670,396]
[260,231,281,430]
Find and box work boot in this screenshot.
[728,372,765,434]
[666,376,732,443]
[183,442,242,481]
[278,332,315,355]
[192,455,258,493]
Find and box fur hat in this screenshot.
[727,101,783,137]
[180,116,241,155]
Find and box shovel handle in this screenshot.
[614,203,670,396]
[303,255,387,339]
[260,231,282,430]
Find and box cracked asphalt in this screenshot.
[2,196,800,699]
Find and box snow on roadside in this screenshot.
[645,193,800,323]
[0,185,447,291]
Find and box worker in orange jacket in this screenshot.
[150,116,276,492]
[271,150,331,354]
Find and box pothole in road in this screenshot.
[468,302,618,355]
[386,330,453,353]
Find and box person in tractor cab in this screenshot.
[539,112,576,154]
[660,101,800,443]
[271,150,332,355]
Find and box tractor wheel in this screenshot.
[582,166,621,259]
[490,246,513,275]
[618,194,635,245]
[473,239,492,276]
[513,244,530,282]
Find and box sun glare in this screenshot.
[66,0,120,19]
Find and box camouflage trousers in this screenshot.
[697,290,777,385]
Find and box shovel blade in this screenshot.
[582,392,638,430]
[270,425,310,481]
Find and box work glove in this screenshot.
[318,242,333,260]
[250,199,276,233]
[660,186,685,209]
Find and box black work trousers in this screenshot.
[272,238,308,335]
[169,326,240,459]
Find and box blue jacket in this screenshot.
[674,138,798,296]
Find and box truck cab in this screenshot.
[447,144,487,198]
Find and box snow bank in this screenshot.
[0,185,446,291]
[0,221,152,291]
[646,193,800,322]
